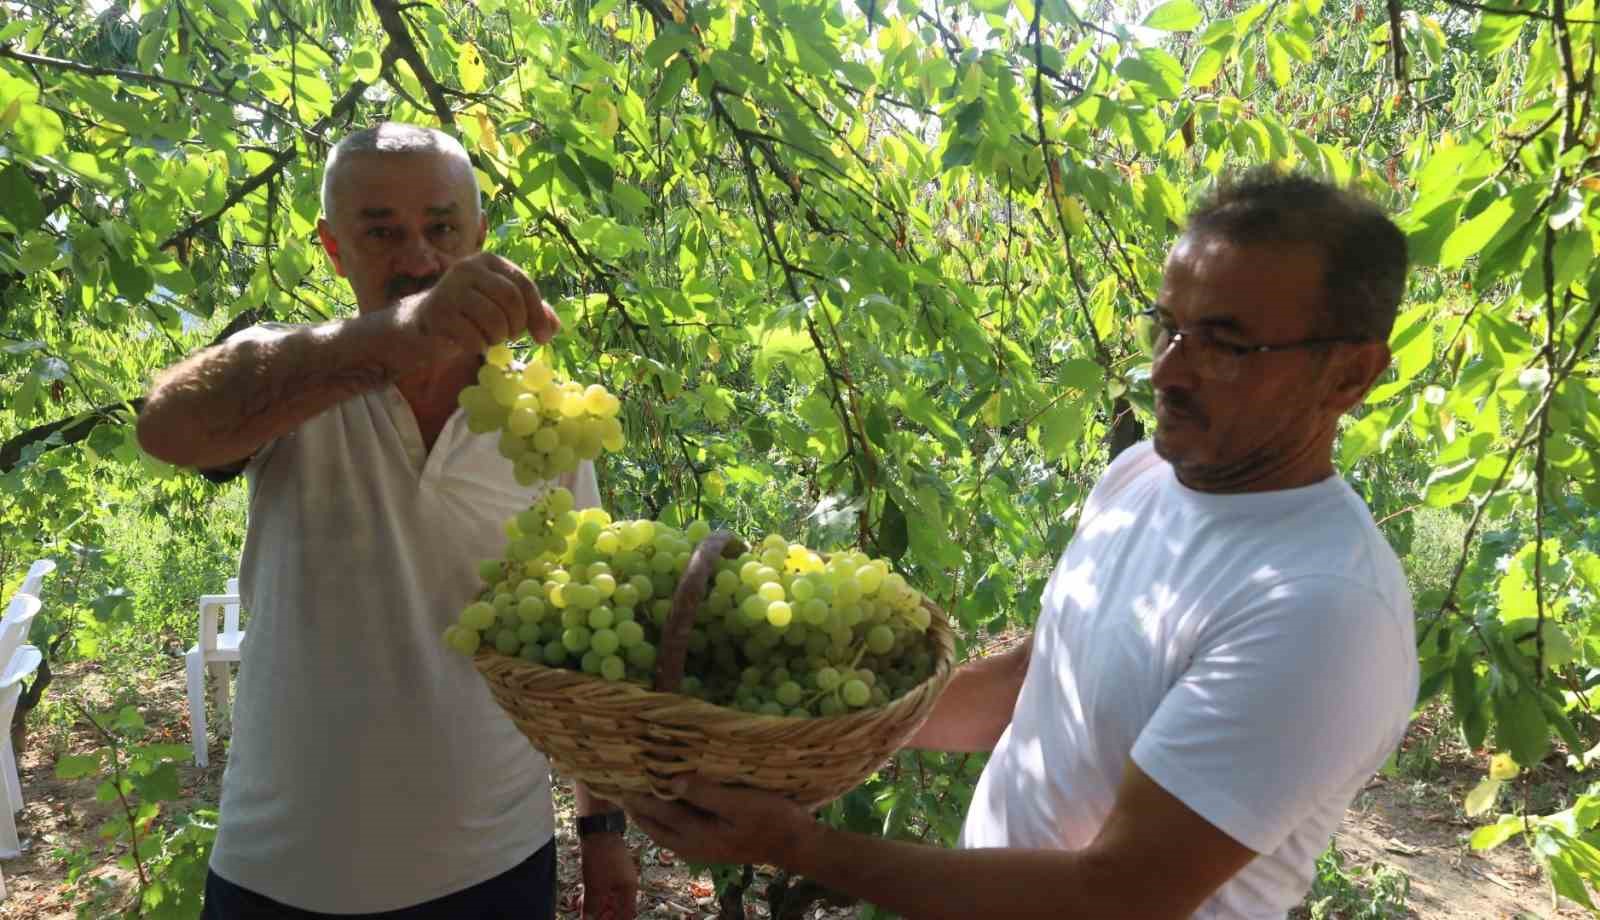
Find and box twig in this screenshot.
[74,704,150,891]
[1385,0,1408,102]
[372,0,455,127]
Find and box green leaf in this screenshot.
[1142,0,1203,31]
[55,753,101,780]
[0,164,46,231]
[1439,197,1516,268]
[1266,35,1292,87]
[347,47,381,83]
[644,26,695,69]
[1188,48,1225,89]
[1470,815,1525,851]
[1464,777,1502,817]
[1492,686,1549,769]
[1116,50,1185,100]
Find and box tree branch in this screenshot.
[372,0,456,127]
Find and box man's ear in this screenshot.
[475,212,488,251]
[317,218,347,277]
[1326,342,1391,414]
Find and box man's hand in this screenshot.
[622,776,820,868]
[389,252,561,356]
[578,831,639,920]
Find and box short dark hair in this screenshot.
[1185,168,1408,342]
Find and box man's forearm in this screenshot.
[786,827,1138,920]
[574,780,618,817]
[136,310,429,470]
[907,634,1033,752]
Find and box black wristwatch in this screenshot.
[576,810,627,838]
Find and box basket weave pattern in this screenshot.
[473,533,956,806]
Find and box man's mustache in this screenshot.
[386,274,442,299]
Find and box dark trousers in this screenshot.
[199,840,557,920]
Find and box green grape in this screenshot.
[562,626,592,652]
[757,582,785,603]
[626,642,657,670]
[517,596,546,623]
[866,624,895,655]
[766,600,793,628]
[629,574,654,599]
[600,655,627,681]
[461,602,496,631]
[740,595,768,623]
[757,701,785,716]
[587,606,615,630]
[444,625,480,656]
[542,640,567,666]
[841,679,871,707]
[494,629,521,655]
[815,666,842,691]
[687,520,711,542]
[819,695,846,717]
[516,623,540,644]
[478,560,503,582]
[591,628,620,656]
[581,651,603,674]
[561,608,586,629]
[776,681,804,707]
[616,621,645,647]
[486,344,515,367]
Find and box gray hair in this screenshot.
[320,122,479,218]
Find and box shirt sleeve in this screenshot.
[1130,576,1415,855]
[563,460,603,511]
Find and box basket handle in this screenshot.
[653,531,747,693]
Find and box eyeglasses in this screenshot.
[1135,307,1371,383]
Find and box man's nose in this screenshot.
[1149,333,1199,390]
[393,233,446,277]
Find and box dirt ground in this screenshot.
[0,659,1587,919]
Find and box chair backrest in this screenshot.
[18,558,55,597]
[0,594,41,674]
[198,578,244,651]
[224,578,242,635]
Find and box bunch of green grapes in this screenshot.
[455,344,624,486]
[446,503,938,718]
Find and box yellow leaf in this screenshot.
[1464,777,1502,817]
[459,43,486,94]
[1489,753,1520,781]
[475,109,501,157]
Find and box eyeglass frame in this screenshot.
[1136,306,1374,380]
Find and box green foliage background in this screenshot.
[3,0,1600,912]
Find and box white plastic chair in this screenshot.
[0,644,41,862]
[186,578,244,767]
[0,595,40,688]
[16,560,53,598]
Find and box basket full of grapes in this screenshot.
[447,494,956,808]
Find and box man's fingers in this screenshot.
[476,253,559,344]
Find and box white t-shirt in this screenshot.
[208,325,601,913]
[959,442,1417,919]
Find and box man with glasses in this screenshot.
[622,168,1418,919]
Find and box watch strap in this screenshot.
[576,810,627,837]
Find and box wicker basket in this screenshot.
[473,532,957,807]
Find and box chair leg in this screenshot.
[186,653,208,768]
[209,661,231,736]
[0,736,18,814]
[0,769,17,859]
